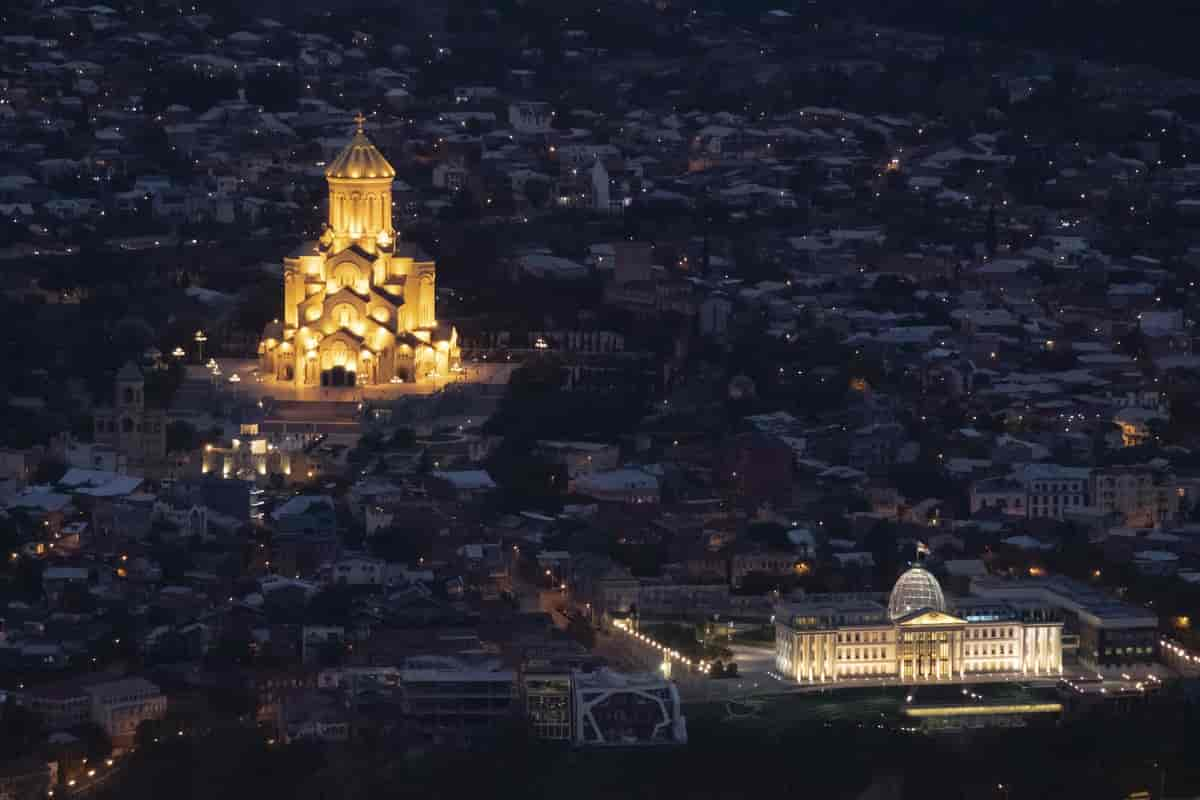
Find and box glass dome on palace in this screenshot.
[887,565,946,620]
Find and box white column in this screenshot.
[1035,628,1042,674]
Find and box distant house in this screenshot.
[323,555,386,586]
[278,689,351,743]
[590,159,634,213]
[508,102,553,134]
[536,440,620,483]
[43,567,89,607]
[574,468,659,505]
[427,470,497,502]
[85,677,167,744]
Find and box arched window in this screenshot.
[122,418,134,433]
[123,387,134,404]
[333,263,358,290]
[333,304,356,329]
[418,274,434,326]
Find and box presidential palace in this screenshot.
[774,565,1065,685]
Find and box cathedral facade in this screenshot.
[259,116,458,388]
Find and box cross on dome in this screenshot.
[324,115,396,180]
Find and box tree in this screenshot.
[77,723,112,761]
[389,427,417,448]
[32,459,66,485]
[524,178,551,209]
[0,697,41,760]
[316,637,345,667]
[566,615,595,648]
[244,69,301,112]
[985,205,998,256]
[370,522,436,565]
[166,420,199,453]
[745,522,791,550]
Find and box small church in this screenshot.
[92,362,167,474]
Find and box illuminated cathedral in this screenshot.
[259,115,458,387]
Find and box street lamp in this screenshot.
[171,346,185,358]
[193,330,208,362]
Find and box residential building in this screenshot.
[1090,464,1179,527]
[574,468,659,504]
[399,666,518,743]
[508,102,553,134]
[84,677,167,744]
[1022,465,1090,520]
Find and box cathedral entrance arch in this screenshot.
[321,365,356,386]
[317,338,357,386]
[332,263,359,290]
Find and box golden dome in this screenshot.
[325,114,396,180]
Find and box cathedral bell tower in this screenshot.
[323,113,396,254]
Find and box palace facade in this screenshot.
[774,566,1063,685]
[259,116,458,388]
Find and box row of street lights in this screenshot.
[174,332,249,391]
[611,620,711,674]
[1161,637,1199,667]
[167,330,207,363]
[58,755,118,794]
